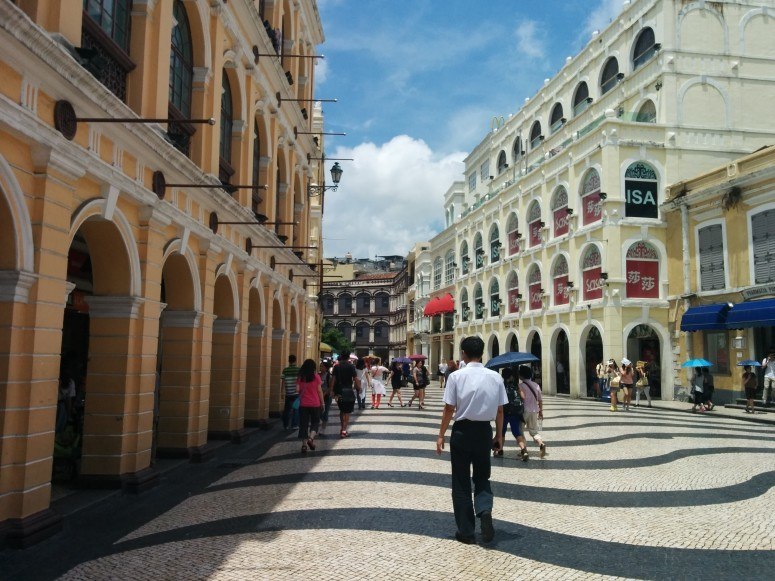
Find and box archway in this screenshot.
[489,335,500,360]
[529,332,542,387]
[507,333,519,353]
[583,326,603,398]
[554,329,570,394]
[627,324,662,400]
[156,250,200,458]
[208,272,239,438]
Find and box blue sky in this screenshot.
[316,0,623,258]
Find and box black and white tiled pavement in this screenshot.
[4,382,774,580]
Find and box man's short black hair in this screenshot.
[518,365,533,380]
[288,354,297,363]
[339,349,351,360]
[460,336,484,360]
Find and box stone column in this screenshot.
[245,323,267,426]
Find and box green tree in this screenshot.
[321,322,352,355]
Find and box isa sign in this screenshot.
[625,179,658,218]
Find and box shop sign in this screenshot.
[582,192,603,226]
[529,220,541,247]
[626,259,659,298]
[583,266,604,301]
[741,283,775,301]
[554,207,569,237]
[529,282,543,311]
[554,275,570,306]
[624,162,659,219]
[508,288,520,314]
[508,230,520,255]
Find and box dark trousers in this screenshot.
[765,378,774,404]
[282,395,297,429]
[298,406,321,439]
[450,420,494,538]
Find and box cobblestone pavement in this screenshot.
[3,383,775,580]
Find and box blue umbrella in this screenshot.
[681,358,712,368]
[393,356,411,364]
[737,359,761,367]
[485,351,539,371]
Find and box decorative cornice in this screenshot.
[248,323,265,338]
[161,310,203,328]
[272,327,286,339]
[0,270,36,302]
[85,295,143,319]
[213,318,240,334]
[289,332,300,343]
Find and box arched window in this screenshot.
[219,71,235,184]
[529,121,543,149]
[636,100,657,123]
[528,265,543,311]
[752,209,775,284]
[474,283,484,319]
[626,242,660,298]
[82,0,133,100]
[321,294,334,314]
[338,293,352,314]
[550,103,565,133]
[552,256,570,306]
[512,137,523,163]
[374,321,389,344]
[355,321,370,344]
[580,168,603,226]
[251,121,262,215]
[168,0,194,154]
[600,57,620,95]
[551,186,569,238]
[356,293,371,315]
[489,225,501,262]
[528,201,543,248]
[444,250,455,285]
[461,288,470,321]
[461,241,470,275]
[489,279,501,317]
[624,162,659,218]
[507,271,520,314]
[474,232,484,269]
[338,321,352,341]
[573,82,591,117]
[582,245,604,301]
[633,27,657,69]
[375,292,390,314]
[497,150,508,174]
[433,257,443,289]
[506,212,520,256]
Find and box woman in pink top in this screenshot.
[297,359,325,453]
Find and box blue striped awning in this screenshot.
[680,303,730,332]
[725,298,775,329]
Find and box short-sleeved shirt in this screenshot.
[298,375,323,407]
[282,365,300,396]
[519,379,542,414]
[333,361,357,395]
[763,358,775,380]
[443,362,508,421]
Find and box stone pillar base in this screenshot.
[120,468,159,494]
[188,443,217,463]
[244,418,271,430]
[2,508,63,549]
[155,447,191,459]
[229,428,251,444]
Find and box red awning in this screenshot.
[436,293,454,314]
[423,298,440,316]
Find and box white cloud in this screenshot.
[584,0,623,38]
[515,20,547,61]
[321,136,466,258]
[314,58,329,87]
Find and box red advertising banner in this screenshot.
[626,259,659,299]
[508,230,520,256]
[529,220,542,248]
[508,288,520,314]
[582,192,603,226]
[583,266,604,301]
[529,282,543,311]
[553,275,570,306]
[553,208,569,237]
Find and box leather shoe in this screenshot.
[479,511,494,542]
[454,532,476,545]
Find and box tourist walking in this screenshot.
[495,368,528,462]
[634,361,652,408]
[691,368,706,413]
[743,365,758,413]
[387,361,406,407]
[701,368,715,411]
[281,355,300,430]
[607,360,620,412]
[518,365,546,459]
[355,358,369,410]
[445,359,458,383]
[319,361,333,434]
[619,358,635,412]
[761,351,775,407]
[438,359,448,390]
[297,359,325,453]
[370,360,388,408]
[436,336,507,545]
[330,350,360,437]
[409,360,428,409]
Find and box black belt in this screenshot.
[454,419,491,425]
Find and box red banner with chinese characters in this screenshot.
[553,208,569,237]
[529,220,541,248]
[508,230,520,256]
[582,192,603,226]
[553,275,570,306]
[529,282,543,311]
[626,260,659,299]
[583,266,604,301]
[508,288,520,314]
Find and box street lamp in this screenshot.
[308,163,343,197]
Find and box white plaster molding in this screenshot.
[248,323,265,338]
[272,327,286,339]
[30,144,86,181]
[0,270,36,302]
[213,318,240,334]
[161,309,202,328]
[85,295,143,319]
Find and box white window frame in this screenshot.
[693,218,730,293]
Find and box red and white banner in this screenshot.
[582,192,603,226]
[529,220,542,248]
[508,230,520,256]
[508,288,520,314]
[583,266,604,301]
[553,207,569,237]
[529,282,543,311]
[626,259,659,299]
[553,275,570,306]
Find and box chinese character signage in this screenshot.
[508,230,520,255]
[529,282,542,310]
[529,220,542,247]
[554,274,570,306]
[582,192,603,225]
[583,266,604,301]
[626,259,659,298]
[508,288,520,314]
[554,207,569,237]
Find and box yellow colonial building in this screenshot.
[0,0,330,547]
[665,145,775,404]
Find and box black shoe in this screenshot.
[455,532,476,545]
[479,511,494,543]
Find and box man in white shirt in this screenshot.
[436,336,508,545]
[763,351,775,406]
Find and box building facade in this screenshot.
[0,0,329,547]
[424,0,775,397]
[665,145,775,404]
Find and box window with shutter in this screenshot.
[752,210,775,284]
[698,225,725,291]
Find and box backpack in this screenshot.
[504,382,524,416]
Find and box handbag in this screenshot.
[636,376,648,387]
[609,376,620,388]
[292,396,300,410]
